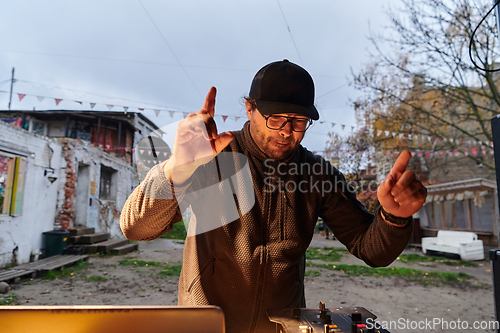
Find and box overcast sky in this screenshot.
[0,0,400,152]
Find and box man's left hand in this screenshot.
[377,151,427,218]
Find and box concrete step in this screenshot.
[78,232,110,245]
[111,243,139,255]
[85,239,129,254]
[69,227,95,237]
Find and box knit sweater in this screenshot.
[120,122,413,333]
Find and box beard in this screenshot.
[250,124,302,160]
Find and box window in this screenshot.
[99,166,117,201]
[30,119,46,136]
[0,154,26,215]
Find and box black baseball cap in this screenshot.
[248,59,319,120]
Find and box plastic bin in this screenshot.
[43,230,69,257]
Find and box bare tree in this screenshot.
[350,0,499,181]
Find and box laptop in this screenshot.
[0,305,225,333]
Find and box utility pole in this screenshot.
[8,67,15,110]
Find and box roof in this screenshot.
[426,178,497,194]
[0,110,160,131]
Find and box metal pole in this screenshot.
[8,68,15,110]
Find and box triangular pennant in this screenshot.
[55,98,63,106]
[140,149,145,154]
[123,106,129,114]
[148,150,152,155]
[106,145,110,150]
[183,112,189,119]
[341,124,345,130]
[107,104,114,111]
[319,121,324,124]
[235,116,240,122]
[351,126,354,132]
[331,123,335,128]
[75,100,82,105]
[222,115,228,122]
[154,109,160,117]
[18,93,26,101]
[90,103,96,110]
[37,96,45,102]
[169,111,175,118]
[138,108,144,111]
[163,152,168,157]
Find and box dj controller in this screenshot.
[267,301,390,333]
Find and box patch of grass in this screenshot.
[119,260,163,267]
[159,221,187,240]
[305,270,321,277]
[174,240,185,245]
[0,293,17,305]
[119,259,182,278]
[306,247,346,262]
[398,254,477,267]
[159,265,182,278]
[42,260,87,280]
[22,280,36,285]
[307,262,472,287]
[85,275,108,282]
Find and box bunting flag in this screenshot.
[331,123,335,128]
[18,93,26,101]
[222,115,228,122]
[319,121,324,124]
[154,109,160,117]
[37,96,45,102]
[75,101,82,105]
[138,108,144,111]
[341,125,345,131]
[90,103,96,110]
[169,111,175,118]
[107,104,114,111]
[123,106,129,113]
[55,98,63,106]
[183,112,189,119]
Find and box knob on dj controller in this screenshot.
[267,301,389,333]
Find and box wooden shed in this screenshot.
[417,178,499,248]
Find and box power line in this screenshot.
[276,0,304,65]
[138,0,202,97]
[0,48,255,73]
[316,83,348,99]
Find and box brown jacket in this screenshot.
[120,122,412,333]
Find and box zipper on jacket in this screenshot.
[248,169,273,332]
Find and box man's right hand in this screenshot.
[164,86,234,185]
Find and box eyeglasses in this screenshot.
[259,110,313,132]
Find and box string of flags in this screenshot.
[319,146,493,158]
[0,90,356,131]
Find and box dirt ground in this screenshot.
[3,234,497,333]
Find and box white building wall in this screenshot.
[0,121,62,267]
[56,139,138,239]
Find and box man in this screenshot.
[120,60,427,333]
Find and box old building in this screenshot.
[0,110,169,267]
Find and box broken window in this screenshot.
[99,166,117,201]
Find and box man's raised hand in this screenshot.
[166,87,234,184]
[377,151,427,219]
